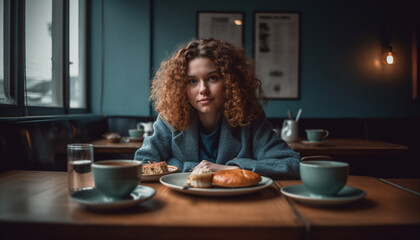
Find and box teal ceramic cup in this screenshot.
[299,160,349,196]
[129,129,143,138]
[92,160,142,199]
[305,129,329,142]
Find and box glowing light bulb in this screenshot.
[234,19,242,26]
[382,47,398,65]
[386,54,394,64]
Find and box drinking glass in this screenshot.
[67,143,94,193]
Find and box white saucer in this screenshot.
[301,140,325,146]
[281,184,366,206]
[70,185,155,210]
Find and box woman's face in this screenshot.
[186,57,224,120]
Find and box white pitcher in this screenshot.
[137,122,154,138]
[281,119,299,142]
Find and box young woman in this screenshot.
[134,38,300,179]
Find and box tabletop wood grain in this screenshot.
[1,171,419,240]
[287,138,408,156]
[278,176,420,239]
[88,138,142,154]
[88,138,409,157]
[0,171,303,240]
[381,178,420,195]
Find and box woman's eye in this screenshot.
[188,79,197,84]
[209,76,218,81]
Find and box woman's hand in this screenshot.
[193,160,240,172]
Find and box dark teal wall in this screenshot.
[91,0,420,118]
[90,0,151,116]
[90,0,104,115]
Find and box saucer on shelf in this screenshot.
[129,137,143,142]
[301,140,325,146]
[70,185,155,210]
[281,184,366,206]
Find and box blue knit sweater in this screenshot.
[134,114,300,179]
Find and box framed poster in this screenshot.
[254,12,300,99]
[197,12,244,47]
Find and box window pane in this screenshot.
[25,0,62,107]
[69,0,86,108]
[0,0,6,104]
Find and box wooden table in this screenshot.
[0,171,302,240]
[88,138,142,154]
[1,171,419,240]
[287,138,408,157]
[380,178,420,196]
[88,138,408,158]
[279,176,420,239]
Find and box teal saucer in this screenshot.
[281,184,366,206]
[70,185,155,210]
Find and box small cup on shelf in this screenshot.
[305,129,329,142]
[128,129,144,139]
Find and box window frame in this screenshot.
[0,0,88,117]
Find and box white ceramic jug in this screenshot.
[281,119,299,142]
[137,122,154,138]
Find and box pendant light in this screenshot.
[383,0,397,65]
[383,46,398,64]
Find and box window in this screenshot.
[0,0,87,116]
[0,0,13,106]
[25,0,58,107]
[0,0,3,102]
[69,0,86,109]
[0,0,8,104]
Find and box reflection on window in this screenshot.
[0,0,86,115]
[0,0,5,104]
[69,0,86,108]
[25,0,61,107]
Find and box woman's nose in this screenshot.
[199,81,209,94]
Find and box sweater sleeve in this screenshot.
[133,116,199,172]
[133,116,181,169]
[226,116,301,179]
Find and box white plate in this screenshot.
[281,184,366,206]
[142,165,179,182]
[159,172,273,196]
[70,185,155,210]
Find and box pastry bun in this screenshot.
[187,168,213,188]
[142,161,168,174]
[212,169,261,188]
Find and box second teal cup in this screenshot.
[305,129,329,142]
[300,160,349,196]
[92,160,142,199]
[129,129,144,138]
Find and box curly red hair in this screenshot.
[150,38,265,131]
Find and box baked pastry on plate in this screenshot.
[212,169,261,188]
[187,168,213,188]
[142,161,168,175]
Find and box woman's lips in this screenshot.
[198,98,213,104]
